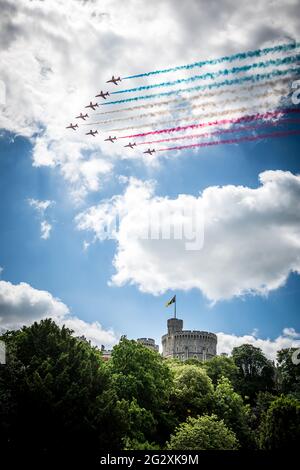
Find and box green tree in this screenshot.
[167,415,239,450]
[0,319,127,457]
[259,396,300,449]
[203,355,238,386]
[253,391,278,425]
[109,337,174,445]
[276,348,300,396]
[170,364,214,422]
[232,344,275,401]
[213,377,255,449]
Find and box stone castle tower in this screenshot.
[161,317,217,361]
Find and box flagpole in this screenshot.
[174,297,176,319]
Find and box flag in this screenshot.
[165,295,176,307]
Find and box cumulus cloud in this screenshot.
[282,327,300,338]
[217,329,300,360]
[76,170,300,302]
[0,280,117,347]
[0,280,68,328]
[0,0,299,196]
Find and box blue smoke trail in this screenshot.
[113,55,300,95]
[102,67,300,106]
[123,41,300,79]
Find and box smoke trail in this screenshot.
[102,67,300,106]
[157,128,300,152]
[95,88,286,126]
[119,108,300,139]
[138,118,300,146]
[114,55,300,95]
[108,101,281,132]
[123,41,300,79]
[96,77,292,115]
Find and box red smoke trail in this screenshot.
[137,118,300,146]
[157,129,300,152]
[119,108,300,139]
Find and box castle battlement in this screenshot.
[161,317,217,361]
[137,337,159,352]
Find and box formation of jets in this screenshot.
[65,75,156,153]
[106,75,121,85]
[96,91,110,99]
[124,142,136,149]
[86,130,98,137]
[104,136,117,143]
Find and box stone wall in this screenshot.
[162,318,217,361]
[137,337,159,352]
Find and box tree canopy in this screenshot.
[0,319,299,455]
[169,363,214,421]
[203,355,238,386]
[259,396,300,449]
[0,319,127,457]
[276,348,300,397]
[232,344,275,401]
[167,415,239,450]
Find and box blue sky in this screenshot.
[0,0,300,358]
[1,128,299,349]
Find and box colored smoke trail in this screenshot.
[108,101,281,132]
[119,108,300,139]
[96,89,286,126]
[114,55,300,95]
[102,67,300,106]
[123,41,300,79]
[138,118,300,146]
[157,128,300,152]
[96,77,292,115]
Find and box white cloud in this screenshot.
[217,329,300,360]
[0,280,117,348]
[76,170,300,302]
[28,198,54,239]
[0,280,68,328]
[28,198,53,215]
[0,0,299,196]
[40,220,52,240]
[282,327,300,338]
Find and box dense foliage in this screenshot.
[0,319,299,456]
[167,415,239,450]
